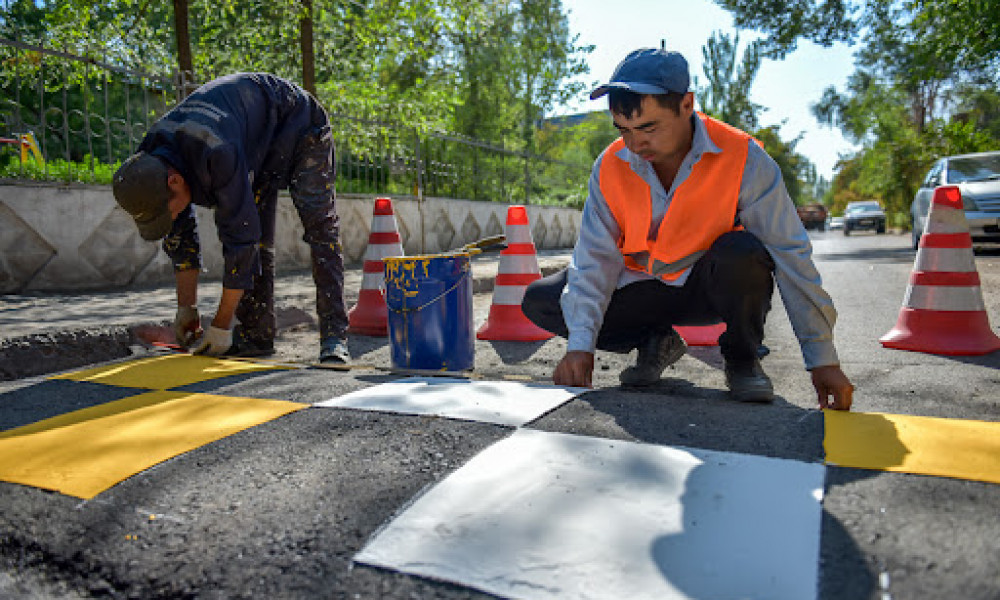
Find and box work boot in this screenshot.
[724,357,774,402]
[319,336,350,364]
[224,326,275,358]
[619,328,687,387]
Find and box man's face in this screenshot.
[611,93,694,167]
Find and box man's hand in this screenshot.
[173,305,202,347]
[191,325,233,356]
[553,351,595,388]
[811,365,854,411]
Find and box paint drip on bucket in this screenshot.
[384,253,475,371]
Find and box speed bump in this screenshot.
[824,410,1000,484]
[0,390,305,499]
[51,354,286,390]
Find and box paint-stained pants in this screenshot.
[521,231,775,362]
[237,120,347,344]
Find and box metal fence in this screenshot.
[0,36,179,182]
[0,37,587,206]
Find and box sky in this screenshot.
[553,0,861,181]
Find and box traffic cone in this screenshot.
[880,185,1000,355]
[675,323,727,346]
[476,205,554,341]
[348,197,404,336]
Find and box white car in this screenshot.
[911,151,1000,249]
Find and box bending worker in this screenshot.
[112,72,349,363]
[522,48,854,410]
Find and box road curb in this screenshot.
[0,260,569,382]
[0,327,138,382]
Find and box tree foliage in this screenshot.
[694,29,817,205]
[719,0,1000,226]
[713,0,858,59]
[696,30,764,131]
[0,0,591,152]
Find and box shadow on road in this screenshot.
[549,388,911,600]
[971,244,1000,256]
[883,345,1000,371]
[0,379,141,432]
[938,351,1000,370]
[484,339,549,363]
[814,246,916,263]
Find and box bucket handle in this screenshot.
[459,234,506,255]
[390,271,470,314]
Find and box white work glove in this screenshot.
[190,325,233,356]
[173,306,202,348]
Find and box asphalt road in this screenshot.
[1,231,999,599]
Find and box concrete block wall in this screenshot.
[0,183,581,294]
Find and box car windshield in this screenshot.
[848,203,881,214]
[947,155,1000,184]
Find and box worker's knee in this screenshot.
[709,231,774,273]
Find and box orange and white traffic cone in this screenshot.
[348,197,404,336]
[880,185,1000,355]
[476,205,554,341]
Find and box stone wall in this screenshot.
[0,183,581,293]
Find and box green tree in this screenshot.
[696,30,764,131]
[713,0,857,59]
[447,0,589,147]
[798,162,830,206]
[695,28,819,205]
[814,69,996,224]
[952,84,1000,141]
[824,154,867,215]
[724,0,1000,227]
[716,0,1000,71]
[533,111,618,206]
[0,0,593,197]
[910,0,1000,73]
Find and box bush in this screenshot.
[0,155,120,184]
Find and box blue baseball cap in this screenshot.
[590,48,690,100]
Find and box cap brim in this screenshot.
[590,81,672,100]
[135,210,173,241]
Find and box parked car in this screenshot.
[796,203,828,231]
[827,216,845,230]
[911,151,1000,249]
[843,200,886,235]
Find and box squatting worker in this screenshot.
[112,73,349,364]
[521,48,854,410]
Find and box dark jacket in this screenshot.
[141,73,327,289]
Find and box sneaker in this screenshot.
[724,357,774,402]
[619,329,687,387]
[319,336,349,364]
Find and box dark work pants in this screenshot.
[237,111,348,344]
[521,231,775,362]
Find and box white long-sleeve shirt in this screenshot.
[561,114,840,370]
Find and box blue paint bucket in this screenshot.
[384,253,474,371]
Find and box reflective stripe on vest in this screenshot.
[599,114,750,281]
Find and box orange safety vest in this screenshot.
[598,114,752,281]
